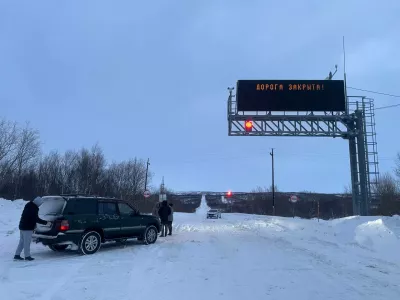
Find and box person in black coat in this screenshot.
[158,200,171,237]
[14,197,50,261]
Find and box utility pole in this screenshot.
[144,158,150,191]
[160,176,165,194]
[159,176,167,202]
[270,148,275,216]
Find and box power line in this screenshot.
[347,86,400,111]
[166,149,397,166]
[375,103,400,110]
[348,86,400,98]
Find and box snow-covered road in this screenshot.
[1,199,399,300]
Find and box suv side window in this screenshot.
[118,203,135,216]
[64,198,97,215]
[98,202,118,215]
[74,198,97,215]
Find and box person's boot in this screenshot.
[13,255,24,261]
[24,256,35,261]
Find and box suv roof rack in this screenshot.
[60,193,92,197]
[60,194,119,199]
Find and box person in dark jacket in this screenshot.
[158,200,171,237]
[14,197,50,261]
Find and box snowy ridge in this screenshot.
[171,191,350,197]
[194,194,211,216]
[1,198,400,299]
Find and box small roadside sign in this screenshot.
[289,195,298,203]
[144,190,151,198]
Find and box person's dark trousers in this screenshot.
[167,221,172,235]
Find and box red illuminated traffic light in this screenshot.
[244,120,253,132]
[226,190,232,198]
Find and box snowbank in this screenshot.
[0,199,25,236]
[195,194,210,216]
[1,198,400,299]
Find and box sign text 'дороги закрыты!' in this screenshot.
[256,83,325,92]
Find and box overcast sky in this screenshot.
[1,0,400,193]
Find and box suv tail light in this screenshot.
[59,220,69,231]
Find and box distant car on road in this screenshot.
[32,195,161,255]
[207,209,221,219]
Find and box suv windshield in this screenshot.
[209,209,217,212]
[39,197,66,215]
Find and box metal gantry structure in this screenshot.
[227,89,380,216]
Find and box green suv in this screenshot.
[32,195,161,255]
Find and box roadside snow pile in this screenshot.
[354,217,400,258]
[175,211,400,260]
[195,194,210,216]
[317,215,400,258]
[0,199,26,257]
[0,199,24,236]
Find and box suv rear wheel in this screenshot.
[79,231,101,255]
[143,225,158,245]
[49,244,68,252]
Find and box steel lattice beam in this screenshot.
[228,116,350,137]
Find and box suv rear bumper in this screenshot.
[32,232,80,246]
[207,214,218,218]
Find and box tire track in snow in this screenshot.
[0,256,89,300]
[123,231,230,299]
[34,258,90,300]
[123,241,168,299]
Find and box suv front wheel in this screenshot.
[143,225,158,245]
[79,231,102,255]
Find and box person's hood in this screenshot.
[32,197,44,207]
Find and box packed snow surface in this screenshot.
[1,198,400,299]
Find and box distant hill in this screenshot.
[133,191,352,219]
[0,191,355,219]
